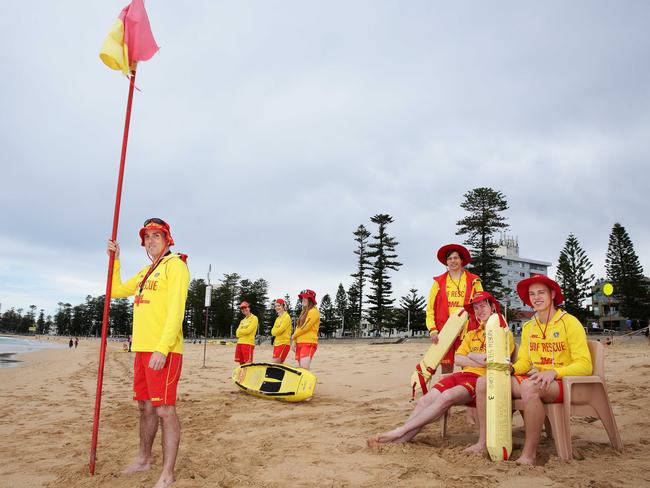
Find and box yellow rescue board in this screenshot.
[232,362,317,402]
[410,309,469,399]
[485,313,512,461]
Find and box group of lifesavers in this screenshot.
[368,243,593,466]
[107,219,594,488]
[234,289,321,370]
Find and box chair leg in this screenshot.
[589,385,624,451]
[441,410,449,439]
[545,404,572,460]
[544,417,553,440]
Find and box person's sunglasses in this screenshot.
[144,217,167,226]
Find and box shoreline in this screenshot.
[0,352,22,367]
[0,334,68,364]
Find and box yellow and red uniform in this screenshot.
[111,253,189,406]
[426,270,482,364]
[513,309,592,378]
[111,254,189,355]
[292,307,319,344]
[434,318,514,403]
[293,307,319,360]
[271,311,292,362]
[235,313,258,364]
[455,322,515,376]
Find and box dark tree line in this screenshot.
[4,194,647,337]
[0,296,132,337]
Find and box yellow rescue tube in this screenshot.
[232,362,317,402]
[485,313,512,461]
[410,309,469,399]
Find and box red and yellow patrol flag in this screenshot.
[100,0,159,75]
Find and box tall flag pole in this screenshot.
[90,0,159,475]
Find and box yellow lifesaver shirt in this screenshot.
[456,321,514,376]
[236,314,258,346]
[513,310,592,378]
[271,312,292,346]
[292,307,320,344]
[111,255,190,356]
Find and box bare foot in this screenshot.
[122,459,151,474]
[366,436,381,451]
[152,472,174,488]
[515,455,536,466]
[373,428,405,444]
[464,442,486,456]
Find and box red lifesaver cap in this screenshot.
[139,218,174,247]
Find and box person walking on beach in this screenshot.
[292,289,320,370]
[74,337,79,348]
[107,217,190,488]
[270,299,292,363]
[368,291,512,445]
[235,301,258,364]
[68,338,74,349]
[466,275,592,465]
[425,244,482,375]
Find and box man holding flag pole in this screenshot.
[91,2,187,487]
[107,220,189,487]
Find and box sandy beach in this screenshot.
[1,336,649,487]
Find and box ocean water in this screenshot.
[0,336,66,367]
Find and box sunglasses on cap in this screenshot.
[144,217,167,226]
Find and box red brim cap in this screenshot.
[437,244,471,265]
[463,291,502,317]
[139,223,174,247]
[516,274,564,307]
[298,290,317,305]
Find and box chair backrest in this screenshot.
[587,340,604,379]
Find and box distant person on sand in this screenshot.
[107,217,190,488]
[270,299,292,363]
[425,244,482,375]
[466,275,592,465]
[368,292,512,446]
[74,337,78,348]
[235,301,258,364]
[68,338,73,349]
[292,289,320,370]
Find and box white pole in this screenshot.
[407,309,410,335]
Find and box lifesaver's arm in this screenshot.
[236,315,258,337]
[425,281,440,333]
[110,260,143,298]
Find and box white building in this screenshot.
[496,235,552,310]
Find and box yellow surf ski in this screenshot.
[232,362,317,402]
[485,313,512,461]
[410,309,469,399]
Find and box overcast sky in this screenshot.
[1,1,649,316]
